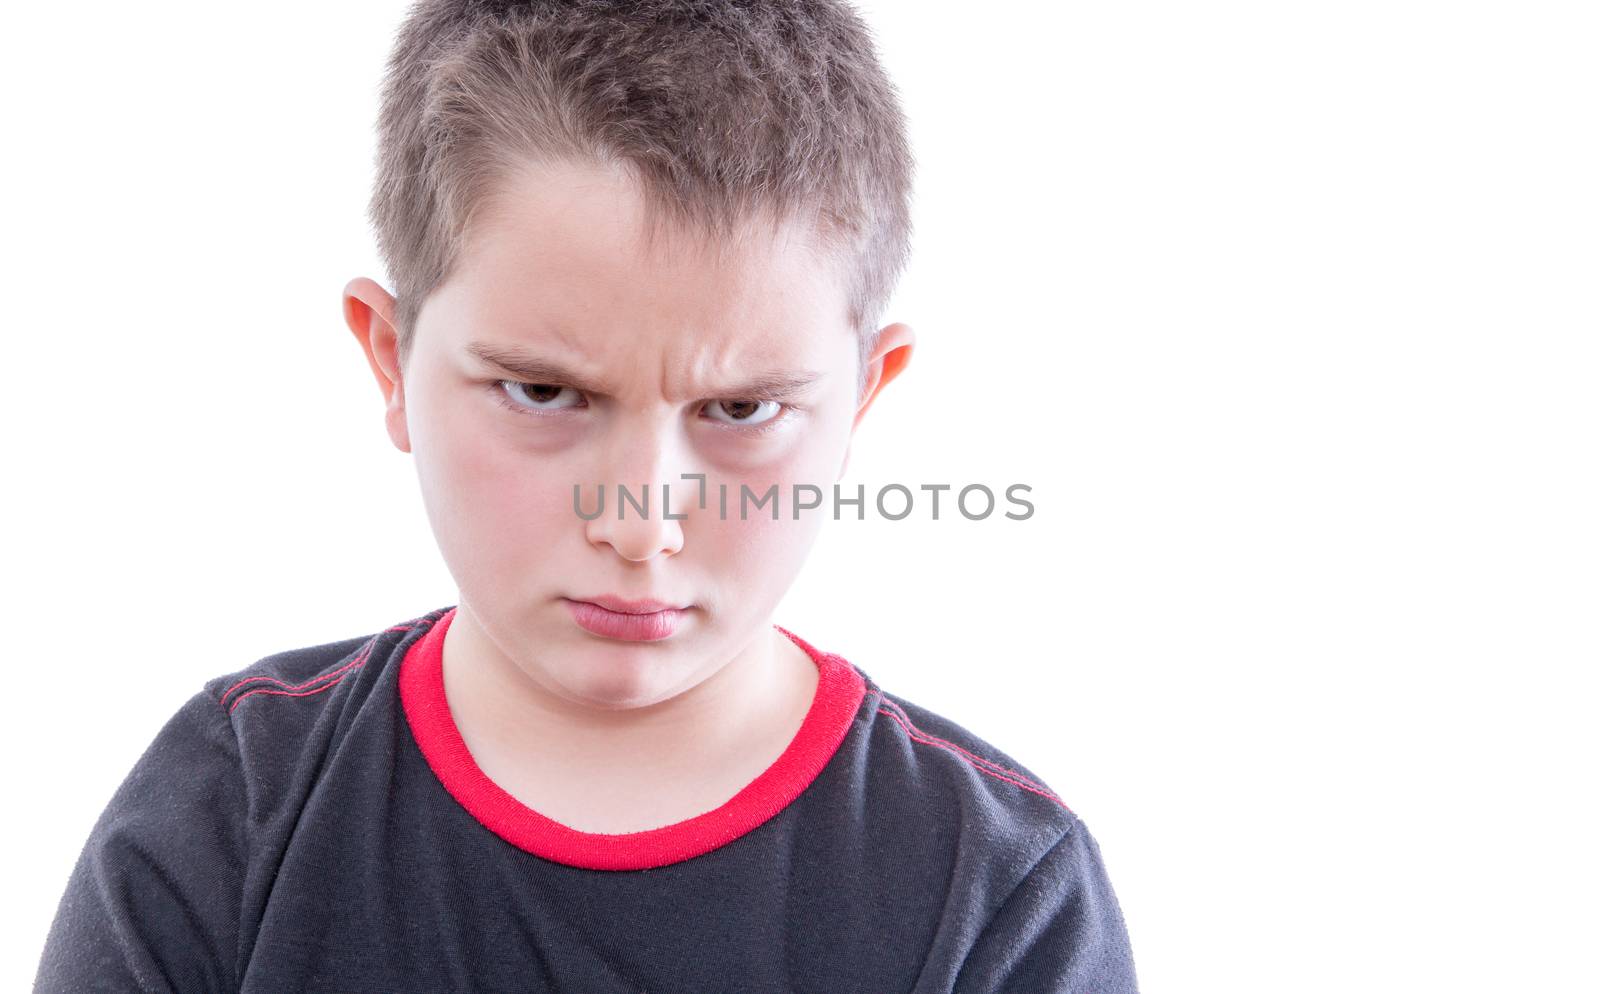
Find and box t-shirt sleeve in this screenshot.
[952,819,1140,994]
[33,687,249,994]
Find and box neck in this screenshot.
[439,601,819,821]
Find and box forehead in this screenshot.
[433,160,850,370]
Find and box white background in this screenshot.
[3,1,1596,991]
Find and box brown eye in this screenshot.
[498,380,584,411]
[703,398,783,427]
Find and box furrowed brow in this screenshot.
[720,370,825,397]
[465,341,823,398]
[466,342,612,394]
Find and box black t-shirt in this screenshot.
[34,605,1139,992]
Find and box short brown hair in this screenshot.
[367,0,916,398]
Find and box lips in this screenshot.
[579,594,688,615]
[563,596,688,641]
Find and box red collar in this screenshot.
[399,606,865,870]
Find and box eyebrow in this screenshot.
[465,341,824,398]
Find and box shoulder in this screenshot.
[203,608,443,723]
[838,671,1084,880]
[872,684,1078,826]
[187,608,448,806]
[36,679,253,991]
[844,678,1138,988]
[34,610,442,991]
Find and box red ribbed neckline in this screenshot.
[398,606,865,871]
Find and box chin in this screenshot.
[554,647,684,709]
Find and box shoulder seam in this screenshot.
[875,695,1073,813]
[215,619,428,715]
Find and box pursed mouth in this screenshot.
[563,598,686,641]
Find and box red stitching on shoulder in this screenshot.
[221,622,419,713]
[229,673,358,714]
[876,701,1070,812]
[878,697,1056,793]
[221,644,372,702]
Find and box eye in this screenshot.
[496,380,585,413]
[701,398,784,430]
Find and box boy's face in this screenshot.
[345,160,911,712]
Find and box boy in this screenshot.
[35,1,1139,990]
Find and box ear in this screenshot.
[853,322,915,431]
[342,277,411,454]
[839,322,914,481]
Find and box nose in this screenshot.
[582,420,689,562]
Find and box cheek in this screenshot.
[693,456,832,577]
[431,391,579,509]
[413,398,579,573]
[452,442,582,546]
[695,497,828,619]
